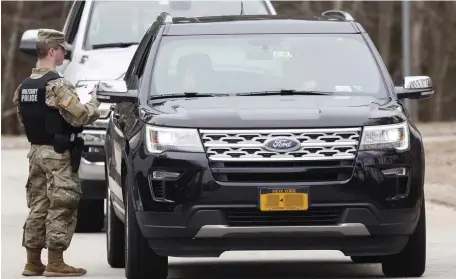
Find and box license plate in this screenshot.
[259,188,309,211]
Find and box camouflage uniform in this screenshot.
[13,29,100,277]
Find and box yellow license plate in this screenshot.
[259,188,309,211]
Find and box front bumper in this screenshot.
[79,158,104,181]
[137,205,419,257]
[129,132,424,257]
[78,125,108,199]
[79,123,108,182]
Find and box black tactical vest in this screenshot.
[18,71,83,145]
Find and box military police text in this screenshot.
[21,89,39,102]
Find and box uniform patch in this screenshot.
[61,95,72,107]
[20,88,39,103]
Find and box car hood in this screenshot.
[142,95,405,128]
[74,46,137,104]
[78,46,136,79]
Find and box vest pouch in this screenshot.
[54,134,71,154]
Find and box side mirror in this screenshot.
[96,80,138,103]
[20,29,39,56]
[395,76,434,100]
[19,29,73,60]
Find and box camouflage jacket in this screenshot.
[13,68,101,127]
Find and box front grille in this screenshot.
[224,207,343,226]
[200,128,361,161]
[200,128,361,182]
[81,146,105,162]
[84,118,109,129]
[80,129,106,146]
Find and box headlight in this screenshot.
[360,122,409,151]
[145,126,204,154]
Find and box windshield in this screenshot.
[149,34,388,96]
[84,0,270,49]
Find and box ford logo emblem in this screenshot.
[263,137,301,153]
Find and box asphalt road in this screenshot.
[2,148,456,279]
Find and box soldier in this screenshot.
[13,29,101,277]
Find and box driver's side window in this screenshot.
[125,27,153,89]
[63,0,85,45]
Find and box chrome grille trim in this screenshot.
[200,128,362,134]
[199,128,362,162]
[203,141,359,148]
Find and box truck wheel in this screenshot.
[106,186,125,268]
[382,201,426,277]
[75,199,105,233]
[124,177,168,279]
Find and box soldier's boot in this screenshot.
[43,249,87,277]
[22,248,46,276]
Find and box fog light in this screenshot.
[382,167,407,176]
[152,171,180,180]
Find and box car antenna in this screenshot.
[240,0,245,15]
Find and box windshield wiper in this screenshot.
[92,42,138,49]
[236,89,334,96]
[149,92,229,100]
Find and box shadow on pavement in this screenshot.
[169,259,384,279]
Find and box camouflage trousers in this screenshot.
[22,145,82,251]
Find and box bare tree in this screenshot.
[1,1,456,134]
[377,2,394,68]
[1,0,24,119]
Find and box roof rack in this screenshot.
[171,14,277,24]
[321,10,355,21]
[154,12,355,26]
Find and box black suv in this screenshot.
[99,11,434,279]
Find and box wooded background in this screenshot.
[2,1,455,135]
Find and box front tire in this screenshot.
[106,185,125,268]
[381,201,426,277]
[124,176,168,279]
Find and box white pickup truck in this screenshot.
[19,0,277,233]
